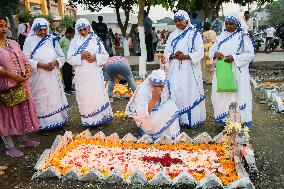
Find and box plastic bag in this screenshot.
[216,59,237,92]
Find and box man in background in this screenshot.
[144,11,154,62]
[59,27,75,95]
[210,11,223,36]
[96,16,108,47]
[244,11,254,37]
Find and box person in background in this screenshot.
[152,27,159,53]
[122,34,131,57]
[210,10,223,36]
[95,16,108,47]
[0,15,39,157]
[164,10,206,128]
[202,22,216,85]
[144,11,154,62]
[23,18,68,130]
[91,21,96,32]
[265,25,276,44]
[114,33,121,48]
[126,69,180,140]
[244,11,254,37]
[59,27,75,95]
[67,18,113,127]
[104,56,137,102]
[17,16,30,50]
[209,12,255,126]
[190,12,202,32]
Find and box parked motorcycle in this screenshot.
[252,31,264,52]
[264,25,284,53]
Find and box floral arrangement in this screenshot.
[262,81,284,87]
[106,80,142,98]
[35,132,241,186]
[113,111,128,118]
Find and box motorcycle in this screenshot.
[264,25,284,53]
[252,31,264,52]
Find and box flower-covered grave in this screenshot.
[33,104,257,188]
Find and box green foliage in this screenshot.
[33,14,54,23]
[266,0,284,25]
[18,11,33,23]
[0,0,20,16]
[60,15,74,29]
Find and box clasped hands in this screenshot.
[81,51,96,63]
[170,51,191,61]
[214,52,234,63]
[37,60,59,71]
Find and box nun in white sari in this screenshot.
[23,18,68,130]
[209,12,254,126]
[67,18,113,126]
[126,70,180,140]
[164,10,206,128]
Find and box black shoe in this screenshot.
[69,87,76,92]
[65,91,73,96]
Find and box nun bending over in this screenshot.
[67,18,113,126]
[126,70,180,140]
[209,12,255,126]
[23,18,68,130]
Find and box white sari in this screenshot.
[209,31,254,126]
[23,35,68,130]
[164,26,206,128]
[126,79,180,140]
[67,33,113,126]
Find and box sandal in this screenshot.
[6,147,23,157]
[21,140,40,147]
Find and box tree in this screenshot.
[59,15,75,29]
[68,0,137,35]
[137,0,147,79]
[266,0,284,25]
[0,0,21,39]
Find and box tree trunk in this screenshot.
[204,0,209,21]
[7,13,17,39]
[114,5,130,36]
[138,0,147,79]
[46,0,51,13]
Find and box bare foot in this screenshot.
[0,165,8,170]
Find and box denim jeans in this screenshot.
[105,61,137,97]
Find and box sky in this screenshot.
[65,0,257,21]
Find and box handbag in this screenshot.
[0,83,28,107]
[215,59,237,93]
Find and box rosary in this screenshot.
[178,60,182,70]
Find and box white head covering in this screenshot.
[28,18,50,37]
[75,18,93,36]
[224,12,248,34]
[149,69,167,85]
[174,10,194,28]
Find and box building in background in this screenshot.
[78,13,138,34]
[21,0,76,19]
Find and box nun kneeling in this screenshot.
[126,70,180,140]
